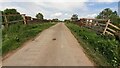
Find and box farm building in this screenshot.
[25,16,32,21]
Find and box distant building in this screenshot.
[25,16,32,21]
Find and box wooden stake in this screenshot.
[103,19,110,35]
[4,15,8,28]
[22,14,27,24]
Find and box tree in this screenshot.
[96,8,120,25]
[36,13,44,20]
[3,8,22,21]
[1,9,22,25]
[71,14,78,21]
[52,18,59,22]
[64,19,70,22]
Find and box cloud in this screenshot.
[88,3,95,6]
[0,0,88,2]
[0,0,119,2]
[94,0,119,2]
[51,12,63,17]
[33,2,88,19]
[34,2,88,12]
[65,13,68,16]
[0,1,118,20]
[86,13,97,18]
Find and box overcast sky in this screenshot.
[0,0,119,20]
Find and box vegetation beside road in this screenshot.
[66,23,120,67]
[2,22,55,55]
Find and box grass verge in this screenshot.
[66,23,120,68]
[2,22,55,56]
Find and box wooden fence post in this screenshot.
[22,14,27,24]
[103,19,110,35]
[86,19,88,26]
[4,15,8,28]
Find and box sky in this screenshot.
[0,0,119,20]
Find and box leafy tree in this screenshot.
[109,11,120,24]
[64,19,70,23]
[52,18,59,22]
[71,14,78,21]
[3,8,22,22]
[36,13,44,20]
[96,8,120,25]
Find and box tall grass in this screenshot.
[0,29,2,56]
[66,23,120,67]
[2,22,55,55]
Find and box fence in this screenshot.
[103,19,120,36]
[1,14,27,28]
[77,18,120,36]
[1,14,54,29]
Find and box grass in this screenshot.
[2,22,55,56]
[0,29,2,56]
[66,23,120,67]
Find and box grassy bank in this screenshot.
[2,22,55,55]
[66,23,120,67]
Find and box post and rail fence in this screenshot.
[0,14,27,28]
[0,14,53,29]
[103,19,120,36]
[77,18,120,37]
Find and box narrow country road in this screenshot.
[3,23,94,66]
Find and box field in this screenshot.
[66,23,120,67]
[2,22,55,55]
